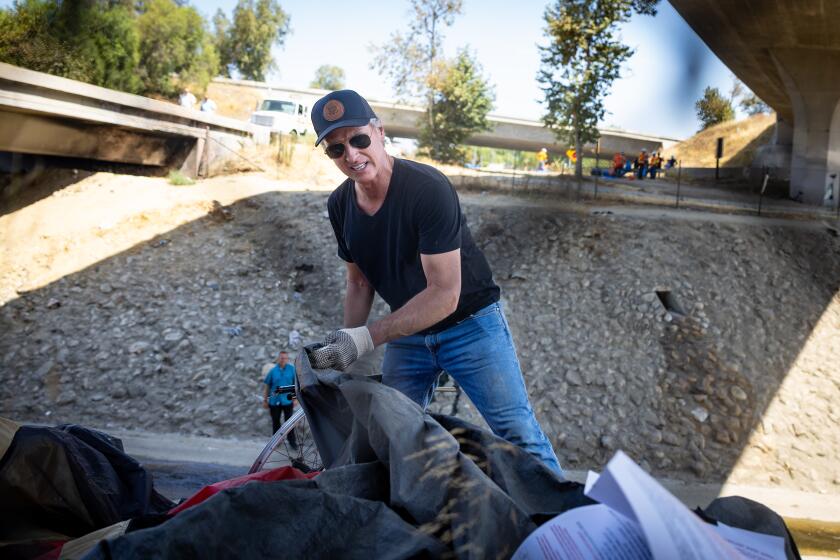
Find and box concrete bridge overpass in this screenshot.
[670,0,840,206]
[0,63,253,178]
[0,63,677,180]
[212,78,680,158]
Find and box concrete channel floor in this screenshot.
[111,429,839,559]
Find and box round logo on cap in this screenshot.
[323,99,345,122]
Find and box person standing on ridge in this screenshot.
[200,96,217,113]
[178,88,196,109]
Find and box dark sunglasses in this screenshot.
[324,134,372,159]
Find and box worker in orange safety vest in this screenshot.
[612,152,626,177]
[636,149,648,179]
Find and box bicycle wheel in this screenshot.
[248,408,323,474]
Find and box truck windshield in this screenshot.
[259,100,296,114]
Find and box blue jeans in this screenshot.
[382,302,564,476]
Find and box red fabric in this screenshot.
[29,540,66,560]
[168,466,318,516]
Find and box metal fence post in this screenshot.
[511,151,518,188]
[675,160,682,208]
[594,140,600,200]
[276,134,282,179]
[758,172,769,216]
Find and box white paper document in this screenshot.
[513,451,787,560]
[512,504,651,560]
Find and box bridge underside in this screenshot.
[373,103,674,157]
[384,124,667,157]
[0,109,191,168]
[671,0,840,205]
[0,63,255,179]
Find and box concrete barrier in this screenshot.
[0,63,255,177]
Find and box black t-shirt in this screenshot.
[327,158,500,334]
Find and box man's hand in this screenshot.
[262,399,269,409]
[309,326,374,371]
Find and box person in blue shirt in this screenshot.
[262,351,297,446]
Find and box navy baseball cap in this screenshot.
[311,90,377,146]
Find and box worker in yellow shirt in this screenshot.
[536,148,549,171]
[648,152,662,179]
[636,149,648,180]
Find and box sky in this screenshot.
[194,0,744,140]
[0,0,747,140]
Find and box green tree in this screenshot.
[310,64,345,90]
[695,86,735,130]
[136,0,219,97]
[419,49,494,163]
[0,0,140,91]
[218,0,290,81]
[0,0,87,81]
[538,0,657,178]
[371,0,463,146]
[370,0,467,164]
[370,0,463,103]
[740,92,771,116]
[212,8,232,77]
[76,5,142,92]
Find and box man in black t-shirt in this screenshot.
[307,90,562,475]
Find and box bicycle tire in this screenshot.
[248,408,324,474]
[249,375,463,474]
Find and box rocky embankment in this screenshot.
[1,178,838,490]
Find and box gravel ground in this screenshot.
[1,170,838,491]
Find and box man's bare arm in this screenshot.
[344,261,375,328]
[367,249,461,347]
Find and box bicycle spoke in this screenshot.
[252,408,323,474]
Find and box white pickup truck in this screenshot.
[249,98,310,137]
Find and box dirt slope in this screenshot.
[667,113,776,168]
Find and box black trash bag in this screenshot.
[86,352,590,559]
[698,496,802,560]
[0,423,174,543]
[293,351,592,556]
[86,474,447,560]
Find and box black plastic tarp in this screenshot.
[86,355,593,559]
[83,354,802,559]
[0,422,174,558]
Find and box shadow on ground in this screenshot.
[1,187,838,494]
[1,152,172,217]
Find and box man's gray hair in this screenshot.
[370,117,382,128]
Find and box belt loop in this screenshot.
[424,333,436,354]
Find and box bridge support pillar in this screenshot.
[772,48,840,205]
[752,116,792,182]
[178,137,204,179]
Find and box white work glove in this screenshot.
[308,326,374,371]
